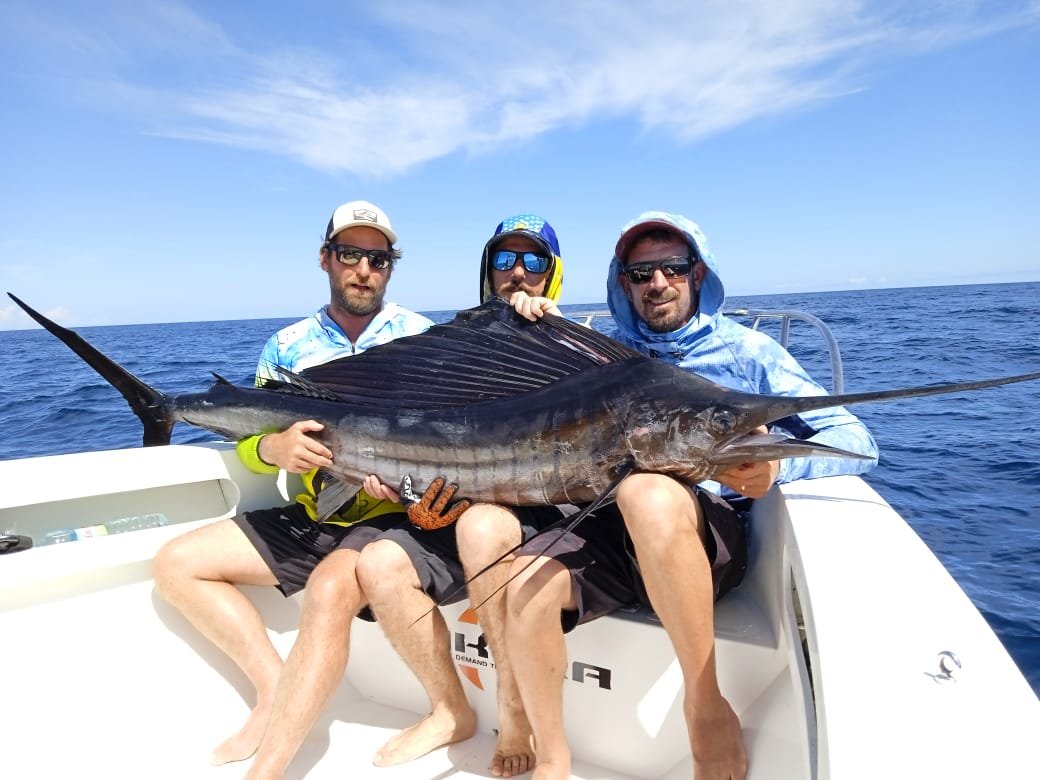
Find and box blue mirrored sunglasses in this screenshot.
[491,249,551,274]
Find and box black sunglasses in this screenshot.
[491,249,551,274]
[621,256,695,284]
[327,243,395,270]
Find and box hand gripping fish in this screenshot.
[9,293,1040,527]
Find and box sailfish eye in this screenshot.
[711,410,736,434]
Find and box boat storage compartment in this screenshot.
[0,444,249,542]
[0,442,305,546]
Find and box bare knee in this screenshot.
[304,548,364,613]
[354,540,418,605]
[152,535,192,601]
[505,555,571,621]
[152,518,273,601]
[455,503,521,569]
[616,473,701,540]
[152,528,226,601]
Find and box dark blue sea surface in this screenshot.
[2,282,1038,693]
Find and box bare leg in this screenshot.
[456,504,535,777]
[504,554,575,780]
[245,547,365,780]
[356,539,476,767]
[152,519,281,765]
[616,474,747,780]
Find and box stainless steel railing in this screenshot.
[570,308,845,394]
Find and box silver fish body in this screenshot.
[10,293,1040,507]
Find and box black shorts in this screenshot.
[504,503,580,542]
[235,503,466,611]
[516,488,748,632]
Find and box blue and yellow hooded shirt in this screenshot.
[479,214,564,304]
[607,211,878,486]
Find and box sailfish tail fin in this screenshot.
[8,293,174,446]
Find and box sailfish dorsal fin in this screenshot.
[298,298,642,410]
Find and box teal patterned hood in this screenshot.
[606,211,726,356]
[604,210,878,486]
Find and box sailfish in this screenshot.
[8,292,1040,523]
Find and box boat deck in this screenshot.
[0,444,811,779]
[0,518,804,779]
[4,443,1038,778]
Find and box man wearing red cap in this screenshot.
[502,211,877,780]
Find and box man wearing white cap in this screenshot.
[154,201,476,778]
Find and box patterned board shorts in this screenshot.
[235,503,465,608]
[515,487,749,632]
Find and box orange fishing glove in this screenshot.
[399,475,472,531]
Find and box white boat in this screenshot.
[2,441,1038,779]
[2,309,1038,778]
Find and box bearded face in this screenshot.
[621,236,702,333]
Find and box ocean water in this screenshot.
[2,282,1038,693]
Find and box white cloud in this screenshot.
[0,304,26,329]
[7,0,1039,176]
[0,301,73,331]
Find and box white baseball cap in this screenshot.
[324,200,397,245]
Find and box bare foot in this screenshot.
[373,705,477,767]
[490,701,535,777]
[208,702,272,766]
[531,758,570,780]
[689,698,747,780]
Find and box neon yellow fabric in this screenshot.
[543,255,564,303]
[236,434,279,474]
[297,482,405,526]
[233,304,432,526]
[236,436,404,524]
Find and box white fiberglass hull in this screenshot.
[1,443,1036,778]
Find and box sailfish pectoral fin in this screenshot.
[315,475,362,522]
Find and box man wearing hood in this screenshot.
[478,212,563,313]
[364,214,564,777]
[502,212,878,780]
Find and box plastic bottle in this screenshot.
[104,513,170,535]
[37,513,170,545]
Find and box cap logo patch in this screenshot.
[352,208,378,223]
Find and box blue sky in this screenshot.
[1,1,1038,328]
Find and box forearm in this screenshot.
[776,421,879,483]
[235,434,280,474]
